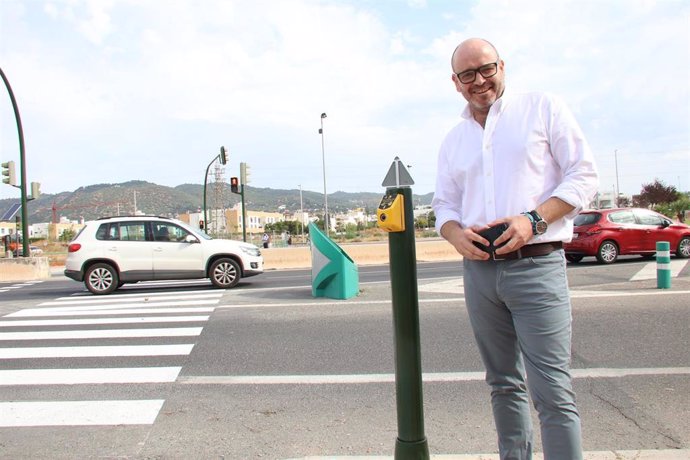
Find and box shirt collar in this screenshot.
[460,90,510,120]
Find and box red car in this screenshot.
[564,208,690,264]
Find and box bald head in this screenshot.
[451,38,499,73]
[449,38,505,122]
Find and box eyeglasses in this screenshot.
[455,61,499,84]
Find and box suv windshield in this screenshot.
[574,213,601,226]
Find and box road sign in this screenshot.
[1,203,21,221]
[381,156,414,188]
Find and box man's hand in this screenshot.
[440,221,491,260]
[489,214,533,255]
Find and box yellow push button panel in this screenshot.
[377,192,405,232]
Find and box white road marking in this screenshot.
[14,299,219,314]
[0,327,203,340]
[45,291,223,306]
[6,307,215,317]
[288,449,690,460]
[63,288,219,300]
[179,367,690,385]
[630,259,688,281]
[0,367,182,385]
[213,289,690,310]
[0,315,210,327]
[0,343,194,359]
[0,400,165,427]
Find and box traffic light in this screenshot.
[199,220,204,230]
[230,176,240,194]
[30,182,41,200]
[2,161,16,186]
[240,162,250,185]
[219,146,227,165]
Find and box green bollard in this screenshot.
[656,241,671,289]
[378,182,429,460]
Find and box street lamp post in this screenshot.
[299,184,304,244]
[319,112,329,237]
[0,66,29,257]
[202,146,228,234]
[614,149,620,207]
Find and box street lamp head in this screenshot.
[321,113,327,119]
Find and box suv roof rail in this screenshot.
[96,215,175,220]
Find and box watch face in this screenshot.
[535,220,548,234]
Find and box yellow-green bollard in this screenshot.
[656,241,671,289]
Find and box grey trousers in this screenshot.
[463,250,582,460]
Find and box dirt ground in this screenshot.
[262,238,459,270]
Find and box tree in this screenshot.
[669,196,690,222]
[634,179,679,208]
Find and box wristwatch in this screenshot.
[522,210,548,236]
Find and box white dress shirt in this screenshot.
[432,91,598,244]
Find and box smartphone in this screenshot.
[473,223,509,254]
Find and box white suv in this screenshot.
[65,216,263,295]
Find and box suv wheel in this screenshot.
[85,263,119,295]
[596,240,619,264]
[210,258,241,289]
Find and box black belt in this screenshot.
[492,242,563,260]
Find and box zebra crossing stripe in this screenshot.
[0,367,182,385]
[0,343,194,359]
[13,299,219,314]
[630,259,687,281]
[44,291,223,306]
[6,307,215,317]
[0,400,165,427]
[0,315,210,327]
[0,327,203,340]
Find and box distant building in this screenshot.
[178,204,284,236]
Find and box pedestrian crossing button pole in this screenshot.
[377,157,429,460]
[656,241,671,289]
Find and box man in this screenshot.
[432,38,598,459]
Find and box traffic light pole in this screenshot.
[0,67,29,257]
[202,147,228,234]
[241,184,247,242]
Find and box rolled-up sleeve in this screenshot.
[547,94,599,217]
[432,137,463,234]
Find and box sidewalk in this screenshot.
[289,451,689,459]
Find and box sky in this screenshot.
[1,0,689,203]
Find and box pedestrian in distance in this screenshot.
[432,38,599,460]
[262,232,270,249]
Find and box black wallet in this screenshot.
[473,223,509,253]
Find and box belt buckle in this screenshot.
[492,249,521,261]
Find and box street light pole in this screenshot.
[614,149,620,207]
[299,184,304,243]
[319,112,329,237]
[0,66,29,257]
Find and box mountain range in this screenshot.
[0,181,434,224]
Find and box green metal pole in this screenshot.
[202,156,218,234]
[388,186,429,460]
[241,184,247,242]
[0,67,29,257]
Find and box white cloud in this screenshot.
[0,0,688,200]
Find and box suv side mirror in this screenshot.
[184,235,199,243]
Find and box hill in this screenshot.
[0,181,434,223]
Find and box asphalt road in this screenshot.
[0,258,689,459]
